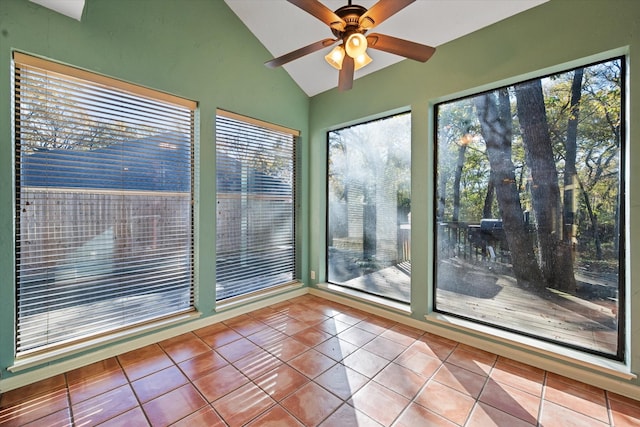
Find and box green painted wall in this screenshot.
[308,0,640,390]
[1,0,639,396]
[0,0,310,381]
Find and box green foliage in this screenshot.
[328,112,411,206]
[436,58,622,266]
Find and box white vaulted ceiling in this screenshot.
[29,0,85,21]
[225,0,548,95]
[31,0,548,96]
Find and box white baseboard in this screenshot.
[310,286,640,402]
[0,286,307,393]
[3,284,639,403]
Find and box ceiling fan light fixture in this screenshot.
[325,45,345,70]
[265,0,436,92]
[354,52,372,70]
[345,32,367,58]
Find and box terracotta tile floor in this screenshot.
[1,294,639,426]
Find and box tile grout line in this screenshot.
[462,352,494,427]
[223,305,346,426]
[537,369,548,427]
[604,389,615,426]
[123,343,167,426]
[63,371,76,427]
[281,310,366,426]
[158,339,221,426]
[4,297,635,426]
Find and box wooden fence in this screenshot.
[18,187,191,282]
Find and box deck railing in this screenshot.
[437,221,510,264]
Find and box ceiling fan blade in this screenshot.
[359,0,415,29]
[287,0,345,31]
[366,33,435,62]
[338,55,354,91]
[265,38,337,69]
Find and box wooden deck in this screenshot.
[341,261,411,303]
[341,258,618,356]
[437,258,618,355]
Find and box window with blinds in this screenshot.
[13,53,196,356]
[215,110,298,301]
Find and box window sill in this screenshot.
[2,285,307,392]
[9,311,202,373]
[424,312,635,381]
[315,282,412,315]
[215,281,305,312]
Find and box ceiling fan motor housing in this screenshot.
[331,4,370,38]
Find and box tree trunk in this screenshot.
[475,90,544,288]
[452,144,467,222]
[579,177,603,259]
[438,171,447,220]
[483,170,495,219]
[563,69,582,249]
[515,80,576,291]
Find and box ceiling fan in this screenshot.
[265,0,436,91]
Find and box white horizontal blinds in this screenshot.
[14,53,196,356]
[216,111,297,300]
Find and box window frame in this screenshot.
[214,109,299,303]
[325,111,412,304]
[12,52,197,357]
[432,56,626,361]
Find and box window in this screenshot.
[215,110,298,301]
[14,53,196,356]
[327,112,411,303]
[434,57,625,359]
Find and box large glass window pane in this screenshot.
[327,112,411,303]
[215,111,297,301]
[434,58,625,359]
[14,53,195,355]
